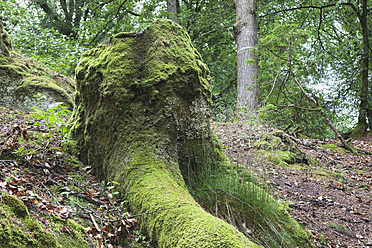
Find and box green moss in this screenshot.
[351,121,368,139]
[319,143,346,153]
[0,193,60,248]
[254,140,273,150]
[2,193,29,218]
[69,19,312,247]
[326,222,348,231]
[16,75,73,108]
[255,130,310,167]
[0,193,88,248]
[125,150,259,247]
[258,150,297,167]
[44,214,88,248]
[0,47,74,111]
[1,29,12,56]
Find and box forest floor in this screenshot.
[0,106,152,248]
[1,105,371,247]
[212,121,372,248]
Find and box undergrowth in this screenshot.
[0,103,153,247]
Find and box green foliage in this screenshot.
[2,0,83,75]
[2,0,161,76]
[26,93,72,143]
[173,0,237,122]
[2,0,371,132]
[255,22,333,137]
[257,0,372,137]
[14,146,37,157]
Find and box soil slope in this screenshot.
[212,121,371,248]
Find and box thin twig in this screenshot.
[261,68,285,106]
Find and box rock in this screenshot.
[0,31,74,111]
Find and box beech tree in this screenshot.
[233,0,259,118]
[167,0,178,22]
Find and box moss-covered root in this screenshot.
[123,152,261,248]
[351,120,368,139]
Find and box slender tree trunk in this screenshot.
[167,0,178,22]
[0,13,10,56]
[0,13,4,55]
[233,0,259,119]
[351,0,369,138]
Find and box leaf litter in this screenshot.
[0,106,152,248]
[212,121,371,248]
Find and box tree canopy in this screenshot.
[2,0,371,138]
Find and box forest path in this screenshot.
[212,122,371,248]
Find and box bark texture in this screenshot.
[69,19,259,247]
[351,0,370,139]
[167,0,178,22]
[233,0,259,118]
[0,13,11,56]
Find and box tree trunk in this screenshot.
[233,0,259,119]
[68,19,260,247]
[0,13,10,56]
[167,0,178,22]
[351,0,369,139]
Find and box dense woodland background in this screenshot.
[2,0,372,139]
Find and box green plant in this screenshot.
[279,200,293,211]
[132,230,151,248]
[337,164,345,185]
[319,234,326,244]
[14,146,37,157]
[100,181,120,196]
[326,222,348,231]
[27,93,72,144]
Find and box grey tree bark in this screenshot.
[233,0,259,119]
[0,13,9,56]
[351,0,370,138]
[167,0,178,22]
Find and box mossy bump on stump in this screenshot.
[68,19,260,247]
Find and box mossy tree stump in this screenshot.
[69,19,260,247]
